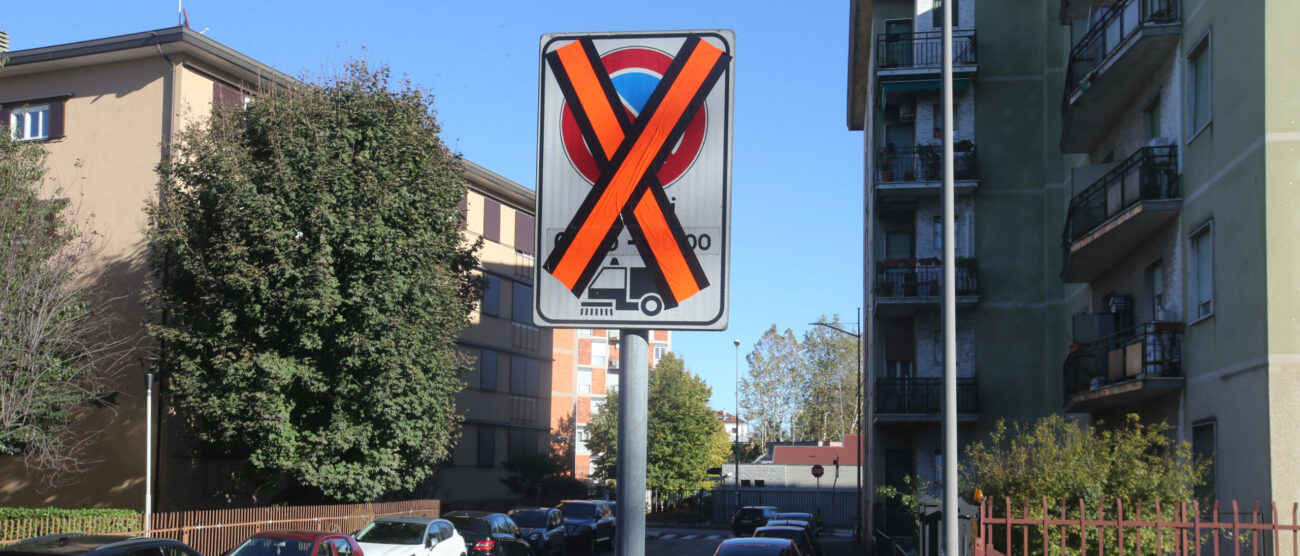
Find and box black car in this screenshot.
[763,520,821,556]
[556,500,614,554]
[731,506,781,537]
[773,513,821,537]
[0,535,203,556]
[445,510,533,556]
[508,507,567,556]
[753,526,816,556]
[712,537,800,556]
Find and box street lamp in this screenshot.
[733,338,741,515]
[809,308,863,544]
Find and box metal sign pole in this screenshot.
[942,1,959,556]
[617,330,649,556]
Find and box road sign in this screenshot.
[811,464,825,478]
[535,31,734,330]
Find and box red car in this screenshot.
[228,530,366,556]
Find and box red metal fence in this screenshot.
[0,500,440,556]
[975,498,1300,556]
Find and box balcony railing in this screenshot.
[875,260,979,298]
[1063,145,1179,245]
[875,145,979,183]
[1063,322,1183,401]
[1064,0,1180,100]
[876,30,977,71]
[876,377,979,415]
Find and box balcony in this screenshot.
[875,377,979,423]
[1061,0,1181,153]
[874,259,979,316]
[1063,322,1183,413]
[874,144,979,197]
[1061,146,1179,282]
[876,30,977,77]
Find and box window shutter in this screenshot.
[515,212,535,255]
[48,100,65,139]
[483,198,501,242]
[213,82,242,109]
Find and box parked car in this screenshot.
[712,537,801,556]
[507,507,566,556]
[227,530,365,556]
[730,506,781,537]
[0,534,203,556]
[354,516,464,556]
[444,511,531,556]
[752,526,816,556]
[762,519,821,556]
[773,513,821,536]
[555,500,614,554]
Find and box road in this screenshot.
[610,526,859,556]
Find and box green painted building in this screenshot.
[848,0,1300,543]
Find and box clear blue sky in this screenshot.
[6,0,864,414]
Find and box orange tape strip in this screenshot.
[551,40,724,293]
[555,41,624,158]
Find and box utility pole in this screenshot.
[942,1,959,556]
[616,330,648,556]
[734,338,742,514]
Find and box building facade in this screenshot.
[849,0,1300,542]
[550,329,670,481]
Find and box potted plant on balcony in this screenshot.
[917,144,941,181]
[955,256,978,295]
[877,143,897,181]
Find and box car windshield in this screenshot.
[777,514,811,522]
[229,537,314,556]
[355,521,426,544]
[738,509,767,519]
[756,529,803,543]
[558,502,599,519]
[509,511,548,528]
[448,517,490,538]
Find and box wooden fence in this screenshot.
[975,498,1300,556]
[1,500,440,556]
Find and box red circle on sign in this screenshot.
[811,464,825,478]
[560,47,708,187]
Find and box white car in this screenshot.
[356,517,466,556]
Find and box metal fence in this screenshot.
[1063,145,1179,245]
[875,145,979,183]
[975,498,1300,556]
[1063,322,1183,398]
[1065,0,1180,100]
[877,30,978,70]
[713,487,859,527]
[0,500,440,556]
[875,265,979,298]
[876,377,980,415]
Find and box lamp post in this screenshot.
[809,309,862,544]
[733,338,741,514]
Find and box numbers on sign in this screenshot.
[685,233,712,251]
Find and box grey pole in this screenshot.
[734,338,742,516]
[617,330,649,556]
[144,371,153,536]
[941,1,959,556]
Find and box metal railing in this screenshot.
[875,145,979,183]
[875,263,979,298]
[876,30,978,70]
[1064,0,1180,100]
[876,377,979,415]
[1063,321,1182,399]
[1062,145,1179,245]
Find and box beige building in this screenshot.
[0,26,293,509]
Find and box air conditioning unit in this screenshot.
[898,97,916,123]
[1147,136,1174,147]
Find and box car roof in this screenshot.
[777,512,813,517]
[508,507,553,512]
[766,520,810,527]
[740,506,779,510]
[371,516,438,524]
[716,537,796,553]
[756,526,807,534]
[251,530,343,541]
[0,535,185,555]
[444,510,500,519]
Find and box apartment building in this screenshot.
[849,0,1300,538]
[848,0,1070,539]
[0,27,294,509]
[550,329,670,481]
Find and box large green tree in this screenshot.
[147,62,482,502]
[0,133,138,485]
[797,315,860,442]
[740,326,804,446]
[586,353,730,495]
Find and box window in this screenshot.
[480,350,498,391]
[509,429,539,459]
[933,450,943,488]
[932,0,959,26]
[933,216,943,253]
[653,343,668,363]
[885,230,913,259]
[477,426,496,467]
[483,198,501,242]
[315,542,334,556]
[1190,223,1214,320]
[591,339,608,367]
[1192,421,1216,502]
[575,425,590,455]
[482,275,501,316]
[1187,35,1212,136]
[331,539,354,556]
[7,104,51,141]
[1148,262,1165,320]
[577,367,593,394]
[511,356,539,396]
[515,212,535,256]
[1144,97,1163,141]
[606,369,619,392]
[512,283,533,322]
[932,329,942,364]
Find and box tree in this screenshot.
[0,133,139,486]
[586,354,731,496]
[798,315,859,442]
[500,453,567,498]
[147,61,482,502]
[740,326,804,446]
